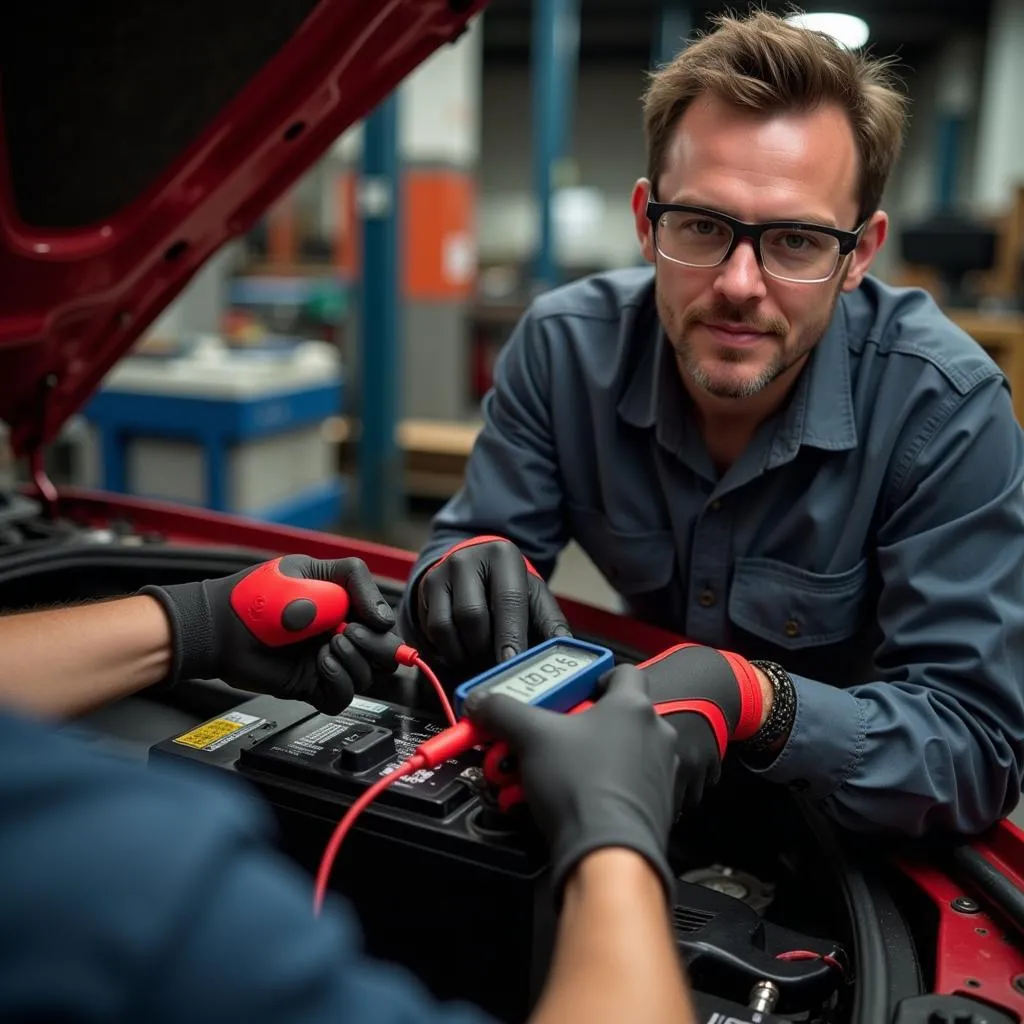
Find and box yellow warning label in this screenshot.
[173,711,263,752]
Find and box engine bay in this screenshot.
[1,518,1021,1024]
[149,686,869,1022]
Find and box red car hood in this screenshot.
[0,0,484,458]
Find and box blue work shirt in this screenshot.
[0,710,492,1024]
[400,268,1024,837]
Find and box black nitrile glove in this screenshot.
[465,665,679,902]
[639,643,765,807]
[417,535,571,671]
[140,555,397,714]
[659,712,723,809]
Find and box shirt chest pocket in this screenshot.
[728,557,869,651]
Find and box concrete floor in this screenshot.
[548,540,622,611]
[395,514,1024,829]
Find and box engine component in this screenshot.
[891,993,1016,1023]
[681,863,776,914]
[692,989,787,1022]
[672,877,847,1016]
[749,979,780,1013]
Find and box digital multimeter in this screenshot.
[453,637,616,718]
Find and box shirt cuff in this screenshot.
[739,673,867,800]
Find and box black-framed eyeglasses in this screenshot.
[646,200,867,284]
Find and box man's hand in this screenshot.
[141,556,397,714]
[417,535,571,670]
[639,644,765,806]
[465,665,679,901]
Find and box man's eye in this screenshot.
[683,219,720,236]
[780,232,816,250]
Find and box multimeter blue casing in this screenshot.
[453,636,615,718]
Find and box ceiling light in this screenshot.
[784,12,870,50]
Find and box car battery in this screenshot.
[149,694,555,1024]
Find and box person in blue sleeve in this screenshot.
[398,10,1024,838]
[0,554,696,1024]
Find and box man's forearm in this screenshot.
[744,666,1024,835]
[529,848,695,1024]
[0,596,172,718]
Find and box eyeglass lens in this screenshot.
[655,211,840,281]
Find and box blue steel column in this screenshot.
[654,2,691,68]
[358,94,403,538]
[531,0,580,292]
[933,38,978,214]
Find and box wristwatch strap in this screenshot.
[740,660,796,754]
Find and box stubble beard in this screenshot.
[657,282,842,400]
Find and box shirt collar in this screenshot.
[617,290,858,459]
[766,294,858,467]
[617,319,663,430]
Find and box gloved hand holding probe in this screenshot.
[142,554,399,714]
[465,665,681,902]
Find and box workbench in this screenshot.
[949,310,1024,424]
[85,343,345,529]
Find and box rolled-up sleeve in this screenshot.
[397,308,569,645]
[749,377,1024,836]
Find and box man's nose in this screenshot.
[712,239,768,305]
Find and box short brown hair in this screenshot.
[643,9,909,222]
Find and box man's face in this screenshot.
[632,94,887,402]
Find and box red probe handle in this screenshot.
[483,744,517,787]
[228,556,351,647]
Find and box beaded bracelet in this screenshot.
[741,659,797,754]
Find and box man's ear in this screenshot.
[632,178,656,264]
[842,210,889,292]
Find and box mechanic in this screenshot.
[0,554,696,1023]
[398,10,1024,838]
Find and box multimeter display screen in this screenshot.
[482,643,602,703]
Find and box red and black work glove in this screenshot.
[416,536,571,671]
[639,644,764,807]
[140,555,398,715]
[465,665,680,904]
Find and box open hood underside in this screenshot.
[0,0,483,457]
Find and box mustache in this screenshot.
[682,304,788,336]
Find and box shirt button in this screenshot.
[710,499,722,511]
[784,619,800,638]
[699,587,717,608]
